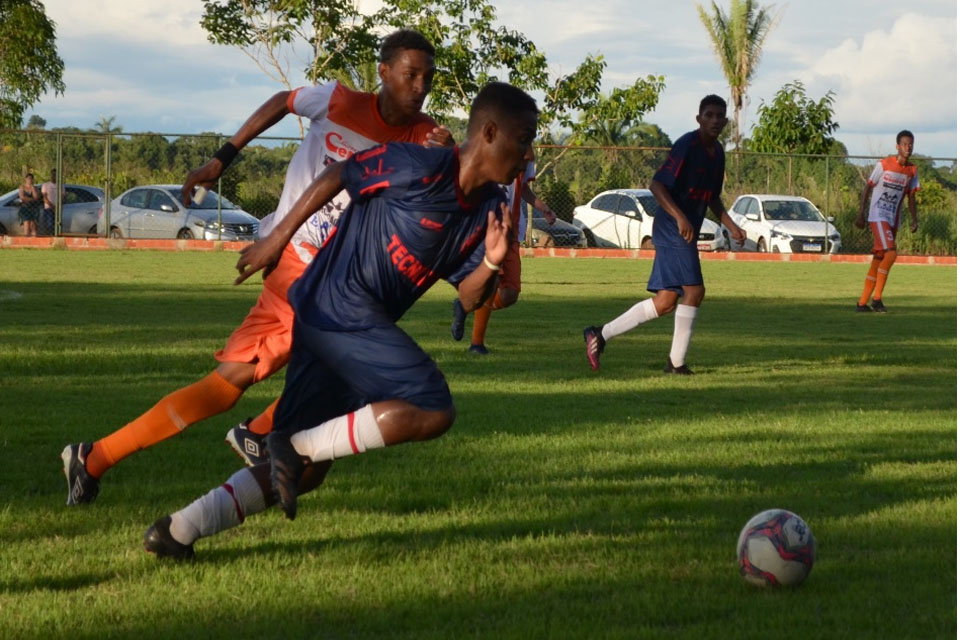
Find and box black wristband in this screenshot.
[213,142,239,168]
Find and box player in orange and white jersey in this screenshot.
[854,130,920,313]
[61,29,452,508]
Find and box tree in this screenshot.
[0,0,66,129]
[696,0,778,150]
[749,81,838,155]
[26,114,45,129]
[93,115,123,134]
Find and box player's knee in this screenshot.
[885,249,898,262]
[499,288,519,308]
[684,287,706,306]
[414,405,456,441]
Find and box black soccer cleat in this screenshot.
[583,326,605,371]
[266,431,308,521]
[450,298,467,341]
[144,515,195,560]
[225,420,268,467]
[871,299,887,313]
[61,442,100,506]
[854,303,873,313]
[468,343,490,355]
[664,360,695,375]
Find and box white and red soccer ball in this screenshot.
[737,509,816,587]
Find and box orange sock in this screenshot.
[247,398,279,435]
[471,305,493,346]
[86,371,244,478]
[858,258,881,305]
[872,251,897,301]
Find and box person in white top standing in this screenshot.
[854,130,920,313]
[40,169,62,236]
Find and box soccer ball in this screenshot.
[737,509,816,587]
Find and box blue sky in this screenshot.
[37,0,958,158]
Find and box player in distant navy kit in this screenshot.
[583,95,745,374]
[144,81,538,558]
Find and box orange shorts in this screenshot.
[870,221,897,258]
[215,243,314,382]
[498,240,522,292]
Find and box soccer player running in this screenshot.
[583,95,745,374]
[143,82,537,559]
[853,130,919,313]
[450,160,556,354]
[61,29,451,505]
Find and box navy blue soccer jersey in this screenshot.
[289,143,505,331]
[651,130,725,248]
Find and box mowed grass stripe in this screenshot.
[0,251,954,639]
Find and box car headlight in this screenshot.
[194,220,223,230]
[770,229,792,240]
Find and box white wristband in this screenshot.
[483,255,501,271]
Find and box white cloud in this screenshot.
[799,13,957,134]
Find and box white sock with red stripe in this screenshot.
[167,467,266,545]
[602,298,659,341]
[290,405,384,462]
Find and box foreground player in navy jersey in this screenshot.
[144,82,537,557]
[583,95,745,374]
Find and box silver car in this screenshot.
[98,185,259,240]
[0,184,104,236]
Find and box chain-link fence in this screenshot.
[0,130,955,255]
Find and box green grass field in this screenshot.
[0,250,955,639]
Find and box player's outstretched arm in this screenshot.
[234,162,345,284]
[711,198,745,244]
[182,91,292,206]
[457,204,511,311]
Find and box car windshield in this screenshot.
[168,188,238,210]
[764,200,823,222]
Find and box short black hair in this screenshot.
[699,94,727,114]
[897,130,914,144]
[25,173,33,180]
[467,82,539,134]
[379,29,435,64]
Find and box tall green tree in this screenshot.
[93,115,123,134]
[749,81,838,154]
[0,0,65,129]
[696,0,778,150]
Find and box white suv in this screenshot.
[572,189,728,251]
[728,194,841,253]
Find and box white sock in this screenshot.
[290,404,385,463]
[669,304,699,367]
[168,467,267,545]
[602,298,659,342]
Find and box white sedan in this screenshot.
[728,194,842,253]
[572,188,728,251]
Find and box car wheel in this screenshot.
[757,237,767,252]
[0,223,7,235]
[640,236,654,250]
[88,225,98,235]
[109,227,123,239]
[583,228,597,247]
[177,228,195,240]
[772,246,780,254]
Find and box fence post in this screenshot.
[104,133,112,237]
[55,133,63,236]
[824,155,830,254]
[216,134,222,241]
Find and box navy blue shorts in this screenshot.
[647,242,703,294]
[274,319,453,434]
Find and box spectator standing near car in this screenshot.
[583,95,744,374]
[17,173,41,236]
[450,160,556,354]
[853,130,919,313]
[40,169,62,236]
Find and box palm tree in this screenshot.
[93,115,123,134]
[696,0,779,150]
[329,60,380,93]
